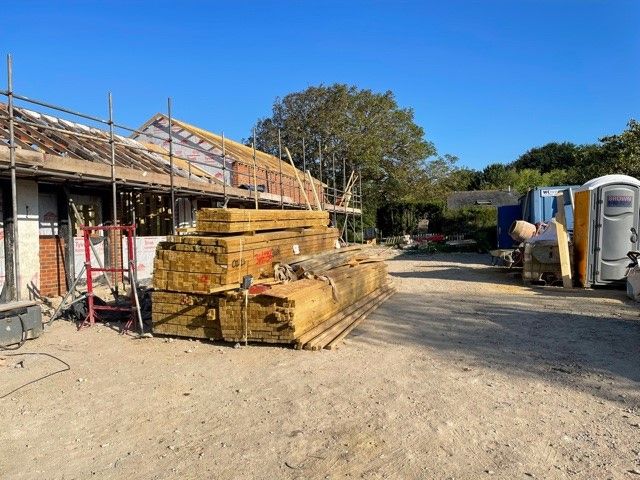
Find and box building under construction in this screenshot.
[0,56,362,303]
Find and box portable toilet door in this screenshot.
[595,180,640,284]
[574,175,640,286]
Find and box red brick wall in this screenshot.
[231,162,325,206]
[39,236,67,297]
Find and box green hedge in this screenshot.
[377,202,497,251]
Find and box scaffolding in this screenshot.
[0,53,365,302]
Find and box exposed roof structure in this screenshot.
[0,103,210,182]
[447,190,520,210]
[0,102,357,212]
[134,113,323,187]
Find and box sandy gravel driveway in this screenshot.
[1,252,639,479]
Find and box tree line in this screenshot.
[448,119,640,194]
[249,83,639,228]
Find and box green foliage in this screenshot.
[568,119,640,182]
[251,83,638,238]
[470,120,639,194]
[512,142,579,173]
[505,119,640,186]
[442,207,497,251]
[249,84,437,218]
[376,201,445,236]
[442,207,496,233]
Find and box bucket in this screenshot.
[509,220,537,242]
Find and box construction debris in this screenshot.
[151,208,393,349]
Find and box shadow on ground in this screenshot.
[362,253,640,405]
[364,293,640,404]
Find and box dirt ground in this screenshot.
[2,252,640,480]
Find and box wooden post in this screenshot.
[307,170,322,210]
[252,129,259,210]
[284,147,312,210]
[554,193,572,288]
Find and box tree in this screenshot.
[478,163,511,189]
[511,142,580,173]
[249,84,437,218]
[567,119,640,183]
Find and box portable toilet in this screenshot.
[520,185,579,230]
[574,175,640,287]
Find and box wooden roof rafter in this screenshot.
[0,102,215,184]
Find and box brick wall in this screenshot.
[231,162,325,206]
[39,236,67,297]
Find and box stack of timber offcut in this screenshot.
[151,208,394,349]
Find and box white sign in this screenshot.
[540,189,562,197]
[122,236,166,281]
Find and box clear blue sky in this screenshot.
[2,1,638,170]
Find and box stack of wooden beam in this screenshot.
[151,291,220,339]
[151,208,393,349]
[152,208,335,337]
[195,208,329,233]
[153,227,338,293]
[218,252,394,349]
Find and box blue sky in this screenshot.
[2,1,639,170]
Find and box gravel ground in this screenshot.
[1,252,639,479]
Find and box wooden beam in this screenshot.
[555,192,572,288]
[284,147,312,210]
[306,170,322,210]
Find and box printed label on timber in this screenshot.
[231,258,247,268]
[607,195,633,207]
[254,249,274,265]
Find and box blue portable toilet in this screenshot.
[520,185,579,230]
[497,205,522,248]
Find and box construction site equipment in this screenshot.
[0,301,42,348]
[523,242,574,286]
[574,175,640,287]
[489,248,521,268]
[81,225,143,332]
[626,251,640,300]
[509,220,537,243]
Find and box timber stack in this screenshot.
[151,208,394,349]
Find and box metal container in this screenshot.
[520,185,579,230]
